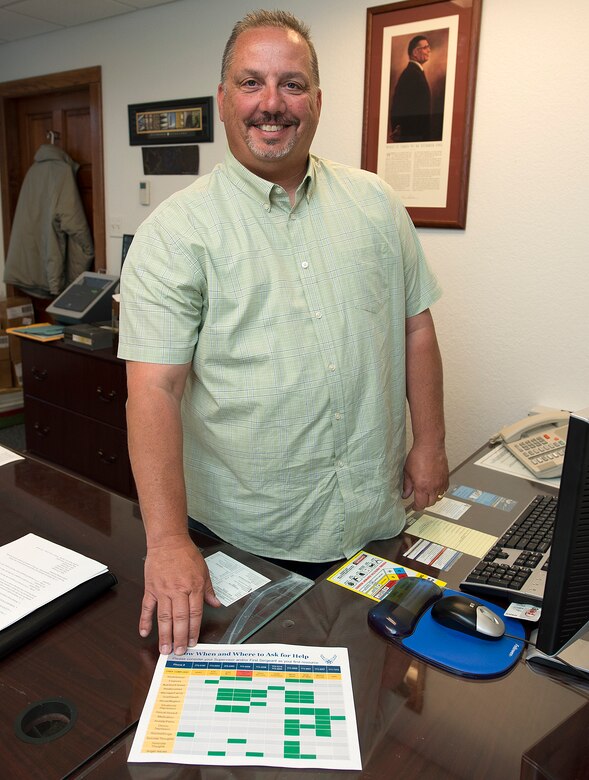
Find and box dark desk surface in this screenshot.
[2,448,588,779]
[0,454,302,780]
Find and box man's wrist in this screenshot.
[411,436,446,449]
[146,530,192,549]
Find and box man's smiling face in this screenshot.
[217,25,322,183]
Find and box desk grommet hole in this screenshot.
[14,698,77,744]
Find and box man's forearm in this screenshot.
[405,309,446,445]
[403,309,448,508]
[126,363,191,546]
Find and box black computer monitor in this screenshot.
[535,408,589,656]
[121,234,134,269]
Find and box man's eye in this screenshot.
[241,79,259,88]
[285,82,303,91]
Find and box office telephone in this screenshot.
[493,411,570,479]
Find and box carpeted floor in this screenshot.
[0,423,26,452]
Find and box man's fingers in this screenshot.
[401,470,413,500]
[187,591,206,648]
[203,578,221,608]
[163,594,192,656]
[186,574,222,647]
[138,591,157,638]
[153,596,175,655]
[412,488,428,512]
[155,582,213,655]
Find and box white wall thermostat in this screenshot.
[139,181,150,205]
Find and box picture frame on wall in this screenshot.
[128,96,213,146]
[362,0,482,228]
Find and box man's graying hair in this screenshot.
[220,9,320,88]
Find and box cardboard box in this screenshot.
[111,293,120,330]
[0,331,15,388]
[0,297,34,386]
[0,385,24,425]
[8,333,22,366]
[0,330,9,362]
[11,361,22,388]
[0,296,35,330]
[0,359,12,389]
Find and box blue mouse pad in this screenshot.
[398,588,526,679]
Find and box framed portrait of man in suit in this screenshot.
[362,0,482,229]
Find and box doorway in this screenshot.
[0,66,105,311]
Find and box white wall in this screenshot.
[1,0,588,470]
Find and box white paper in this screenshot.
[0,533,108,630]
[205,551,270,607]
[129,643,362,770]
[428,496,470,520]
[504,602,541,623]
[475,445,560,489]
[0,444,24,465]
[404,538,462,571]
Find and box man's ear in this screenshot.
[217,83,225,122]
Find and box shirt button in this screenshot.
[337,460,344,468]
[328,363,336,372]
[301,261,309,269]
[314,311,322,319]
[335,412,342,420]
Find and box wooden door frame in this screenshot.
[0,66,105,273]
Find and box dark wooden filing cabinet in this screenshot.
[21,338,136,498]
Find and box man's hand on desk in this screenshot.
[140,535,221,655]
[402,442,449,511]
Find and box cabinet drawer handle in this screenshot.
[96,386,117,403]
[33,422,50,437]
[97,449,118,465]
[31,366,48,381]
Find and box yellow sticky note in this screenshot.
[408,515,497,558]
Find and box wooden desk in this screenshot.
[69,447,588,779]
[21,338,136,498]
[0,455,299,780]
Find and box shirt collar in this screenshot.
[223,147,316,208]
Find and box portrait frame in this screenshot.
[362,0,482,228]
[128,96,213,146]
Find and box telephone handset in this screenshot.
[493,411,570,479]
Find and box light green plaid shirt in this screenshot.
[119,150,441,561]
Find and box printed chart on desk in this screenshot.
[129,643,362,770]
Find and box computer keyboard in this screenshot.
[460,494,557,605]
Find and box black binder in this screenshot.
[0,571,118,660]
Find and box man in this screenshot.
[119,10,448,656]
[390,35,433,142]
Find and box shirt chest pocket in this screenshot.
[332,248,390,315]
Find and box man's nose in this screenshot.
[259,84,286,114]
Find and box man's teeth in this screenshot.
[259,124,283,132]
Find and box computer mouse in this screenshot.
[430,595,505,640]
